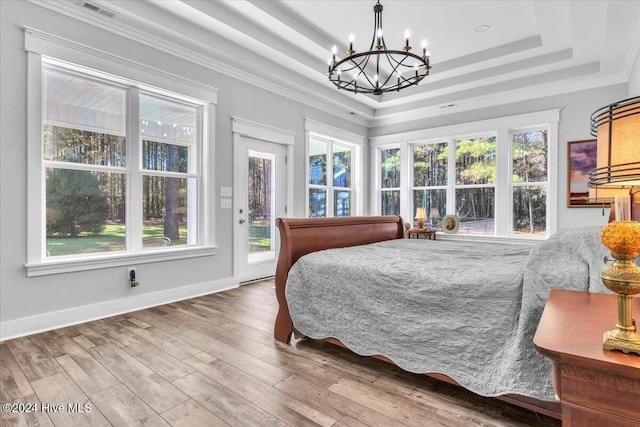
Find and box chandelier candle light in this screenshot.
[327,1,431,95]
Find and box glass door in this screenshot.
[234,136,287,283]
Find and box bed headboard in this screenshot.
[274,215,405,342]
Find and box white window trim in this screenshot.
[25,28,219,276]
[370,109,560,240]
[231,117,295,220]
[305,119,365,217]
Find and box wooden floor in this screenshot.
[1,279,560,427]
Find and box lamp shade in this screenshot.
[415,207,427,220]
[588,96,640,203]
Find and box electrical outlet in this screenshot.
[128,267,139,287]
[220,186,232,197]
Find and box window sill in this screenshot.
[435,233,543,246]
[25,245,218,277]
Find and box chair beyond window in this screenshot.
[142,237,171,248]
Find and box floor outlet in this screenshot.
[129,267,139,287]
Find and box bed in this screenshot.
[274,215,609,419]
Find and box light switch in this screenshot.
[220,199,232,209]
[220,187,232,197]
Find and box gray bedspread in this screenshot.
[285,227,609,401]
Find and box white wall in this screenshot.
[369,84,629,230]
[0,1,366,339]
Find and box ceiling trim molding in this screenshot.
[369,71,626,128]
[24,26,220,104]
[370,109,561,146]
[305,119,366,146]
[624,20,640,82]
[26,0,371,127]
[232,118,296,146]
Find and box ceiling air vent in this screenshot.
[78,1,116,19]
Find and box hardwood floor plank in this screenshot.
[85,342,189,413]
[119,322,201,361]
[0,394,54,427]
[37,338,65,359]
[183,356,336,427]
[0,343,34,402]
[160,399,230,427]
[275,375,404,427]
[121,309,192,337]
[170,328,292,386]
[52,335,120,396]
[29,372,110,427]
[63,324,108,348]
[172,372,289,427]
[6,337,63,383]
[90,383,170,426]
[133,348,195,382]
[328,377,451,427]
[89,320,157,356]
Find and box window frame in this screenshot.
[25,30,218,276]
[378,144,403,216]
[305,120,364,218]
[411,140,449,228]
[370,110,559,240]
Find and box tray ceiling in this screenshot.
[43,0,640,126]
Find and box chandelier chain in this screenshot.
[327,1,431,95]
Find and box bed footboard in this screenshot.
[274,215,405,343]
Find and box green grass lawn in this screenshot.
[248,223,271,252]
[47,223,187,256]
[47,222,272,256]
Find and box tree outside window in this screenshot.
[381,147,401,215]
[454,136,496,235]
[512,130,548,237]
[413,142,447,227]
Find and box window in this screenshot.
[454,135,496,235]
[412,142,447,228]
[140,94,199,247]
[372,110,558,239]
[512,129,548,237]
[307,134,358,217]
[41,62,205,259]
[381,147,401,215]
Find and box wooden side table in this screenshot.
[534,289,640,426]
[407,228,436,240]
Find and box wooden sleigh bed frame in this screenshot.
[274,215,561,419]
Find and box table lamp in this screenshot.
[430,208,439,226]
[588,95,640,355]
[415,207,427,229]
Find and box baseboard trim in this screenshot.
[0,277,238,341]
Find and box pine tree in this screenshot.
[46,168,109,237]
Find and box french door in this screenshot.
[234,136,287,283]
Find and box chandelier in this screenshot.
[327,1,431,95]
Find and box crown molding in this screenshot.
[26,0,371,127]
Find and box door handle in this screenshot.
[239,219,245,224]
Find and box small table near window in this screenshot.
[533,289,640,426]
[407,228,436,240]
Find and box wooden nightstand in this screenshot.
[407,228,436,240]
[534,289,640,426]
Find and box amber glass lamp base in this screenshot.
[600,221,640,355]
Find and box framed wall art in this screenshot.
[567,139,598,207]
